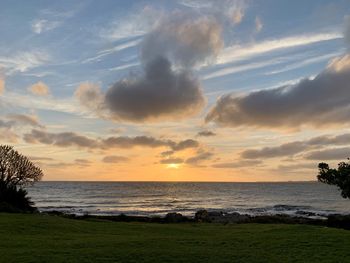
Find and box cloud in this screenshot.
[102,155,129,163]
[241,133,350,159]
[31,19,61,34]
[160,157,184,164]
[102,135,170,149]
[103,57,205,122]
[231,6,244,25]
[7,114,44,128]
[160,150,174,157]
[28,81,50,96]
[29,156,54,161]
[305,147,350,160]
[74,159,92,166]
[345,16,350,48]
[82,39,141,64]
[141,15,223,68]
[241,142,307,159]
[74,82,104,113]
[206,54,350,129]
[0,78,4,94]
[77,14,225,122]
[197,130,216,137]
[185,151,213,165]
[23,129,99,149]
[0,51,49,74]
[277,163,317,171]
[255,16,263,32]
[102,136,199,151]
[0,119,14,128]
[212,159,262,168]
[100,6,160,41]
[179,0,246,26]
[170,139,199,151]
[23,129,199,152]
[216,32,342,65]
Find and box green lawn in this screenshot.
[1,213,350,263]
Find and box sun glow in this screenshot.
[166,163,180,169]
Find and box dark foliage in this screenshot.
[0,181,36,212]
[317,159,350,199]
[0,145,43,187]
[0,145,43,212]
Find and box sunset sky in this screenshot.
[1,0,350,181]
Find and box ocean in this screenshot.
[27,181,350,219]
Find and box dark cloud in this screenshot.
[7,114,44,128]
[304,147,350,160]
[23,129,199,152]
[212,159,263,168]
[102,135,170,149]
[241,142,308,159]
[160,150,174,157]
[0,119,13,128]
[76,15,224,122]
[206,54,350,129]
[277,163,317,171]
[170,139,199,151]
[197,130,216,137]
[102,155,129,163]
[23,129,99,149]
[104,57,205,122]
[185,151,213,165]
[307,133,350,145]
[0,114,43,129]
[241,132,350,159]
[160,157,184,164]
[75,159,92,165]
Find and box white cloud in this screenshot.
[1,91,90,118]
[31,19,61,34]
[216,32,342,65]
[82,39,142,64]
[100,7,162,42]
[255,16,263,32]
[108,62,140,72]
[265,51,343,75]
[0,51,49,74]
[203,58,285,80]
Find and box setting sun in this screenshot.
[166,163,180,169]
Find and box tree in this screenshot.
[317,159,350,199]
[0,145,43,187]
[0,145,43,212]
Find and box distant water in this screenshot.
[27,181,350,219]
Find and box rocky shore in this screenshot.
[45,209,350,230]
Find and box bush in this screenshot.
[0,181,36,213]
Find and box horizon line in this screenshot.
[38,180,318,183]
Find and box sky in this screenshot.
[1,0,350,182]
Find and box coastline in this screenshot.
[44,209,350,230]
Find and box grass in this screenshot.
[1,213,350,263]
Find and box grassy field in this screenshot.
[1,213,350,263]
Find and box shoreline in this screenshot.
[43,209,350,230]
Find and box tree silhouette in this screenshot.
[0,145,43,187]
[317,159,350,199]
[0,145,43,212]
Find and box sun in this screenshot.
[166,163,180,169]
